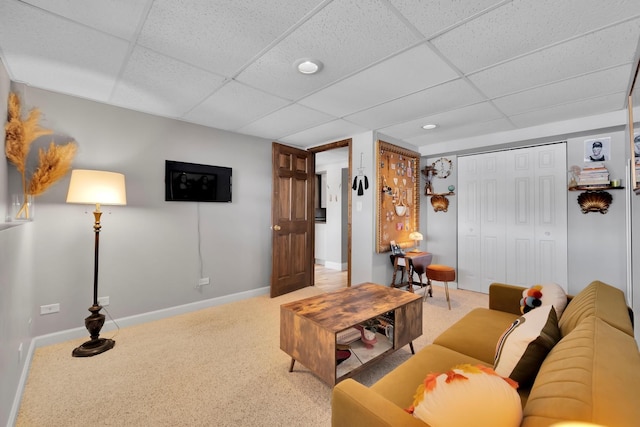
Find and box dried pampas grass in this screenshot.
[5,93,53,174]
[29,141,78,196]
[4,92,77,219]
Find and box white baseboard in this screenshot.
[9,286,270,427]
[33,286,270,347]
[7,339,35,427]
[324,261,347,271]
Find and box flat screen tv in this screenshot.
[165,160,232,202]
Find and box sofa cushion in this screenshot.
[408,364,522,427]
[520,283,567,318]
[371,344,487,408]
[558,280,633,337]
[522,317,640,427]
[494,305,561,386]
[433,308,519,364]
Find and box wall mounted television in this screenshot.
[165,160,232,202]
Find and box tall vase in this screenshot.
[12,194,34,221]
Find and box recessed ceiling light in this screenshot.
[295,59,323,75]
[422,124,437,130]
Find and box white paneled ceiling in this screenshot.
[1,0,639,150]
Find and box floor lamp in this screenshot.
[66,169,127,357]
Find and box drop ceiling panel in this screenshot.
[19,0,150,40]
[407,118,514,146]
[1,1,639,150]
[279,119,368,146]
[469,19,640,98]
[137,0,322,76]
[380,102,504,140]
[110,46,226,118]
[509,93,624,129]
[431,0,640,73]
[345,79,484,129]
[183,81,290,131]
[298,44,459,117]
[236,0,419,101]
[238,104,335,140]
[0,1,129,101]
[389,0,508,38]
[493,65,633,116]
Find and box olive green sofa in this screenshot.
[332,280,640,427]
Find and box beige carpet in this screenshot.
[16,285,487,426]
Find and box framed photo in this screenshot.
[376,140,420,253]
[584,137,611,162]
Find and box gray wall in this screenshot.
[422,133,629,297]
[2,64,639,426]
[1,61,36,427]
[10,85,274,338]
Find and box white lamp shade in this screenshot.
[409,231,423,241]
[66,170,127,205]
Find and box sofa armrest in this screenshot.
[332,379,427,427]
[489,283,527,315]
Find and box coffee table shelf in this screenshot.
[280,283,422,385]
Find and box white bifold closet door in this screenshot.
[457,144,568,294]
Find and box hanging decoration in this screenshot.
[352,152,369,196]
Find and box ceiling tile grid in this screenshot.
[431,0,640,74]
[19,0,152,41]
[298,44,459,117]
[235,0,420,101]
[492,65,633,117]
[509,92,625,129]
[0,0,131,101]
[468,18,640,99]
[406,117,515,147]
[379,102,505,141]
[136,0,324,77]
[1,0,639,149]
[183,81,291,132]
[388,0,509,39]
[344,78,485,130]
[110,46,227,118]
[237,103,335,140]
[279,119,369,146]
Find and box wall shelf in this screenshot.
[568,186,624,191]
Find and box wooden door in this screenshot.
[271,143,314,297]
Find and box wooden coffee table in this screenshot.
[280,282,422,385]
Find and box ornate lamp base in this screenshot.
[72,304,115,357]
[72,337,115,357]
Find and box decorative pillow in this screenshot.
[407,364,521,427]
[494,305,561,386]
[520,283,567,318]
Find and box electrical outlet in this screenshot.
[198,277,210,286]
[98,296,110,306]
[40,303,60,315]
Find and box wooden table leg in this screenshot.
[289,358,296,372]
[409,342,415,355]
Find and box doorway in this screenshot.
[309,139,352,288]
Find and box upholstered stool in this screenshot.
[426,264,455,310]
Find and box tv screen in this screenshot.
[165,160,232,202]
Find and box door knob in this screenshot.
[273,225,281,231]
